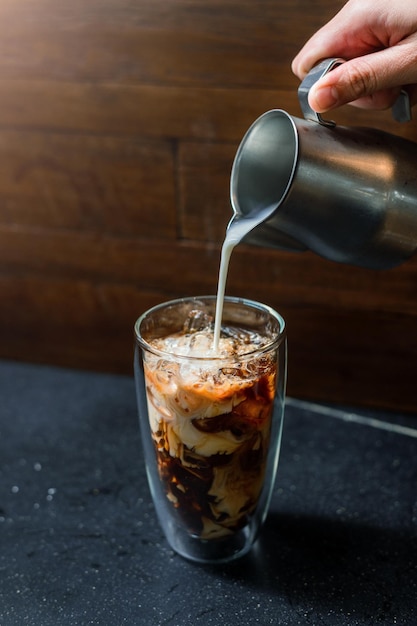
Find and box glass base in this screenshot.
[164,519,258,565]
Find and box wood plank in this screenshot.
[0,274,155,373]
[283,305,417,412]
[0,28,297,90]
[0,81,293,140]
[0,131,177,237]
[226,243,417,316]
[0,80,279,140]
[0,226,416,316]
[0,0,341,88]
[0,0,340,38]
[0,81,416,142]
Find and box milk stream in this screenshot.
[213,210,270,351]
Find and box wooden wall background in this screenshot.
[0,0,416,412]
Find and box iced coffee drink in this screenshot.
[135,296,286,561]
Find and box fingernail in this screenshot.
[310,85,339,112]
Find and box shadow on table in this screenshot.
[218,512,417,622]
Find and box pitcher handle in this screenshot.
[298,58,344,127]
[392,89,412,123]
[298,57,412,126]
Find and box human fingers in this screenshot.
[306,39,417,112]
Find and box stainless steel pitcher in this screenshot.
[230,58,417,269]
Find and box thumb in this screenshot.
[307,56,383,112]
[306,47,417,112]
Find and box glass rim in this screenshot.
[134,295,286,362]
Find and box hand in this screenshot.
[291,0,417,113]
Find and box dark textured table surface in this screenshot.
[1,359,416,626]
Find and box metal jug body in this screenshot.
[230,59,417,269]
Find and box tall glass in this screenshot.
[134,296,287,564]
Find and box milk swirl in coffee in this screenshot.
[142,211,278,539]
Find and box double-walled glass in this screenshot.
[134,296,287,564]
